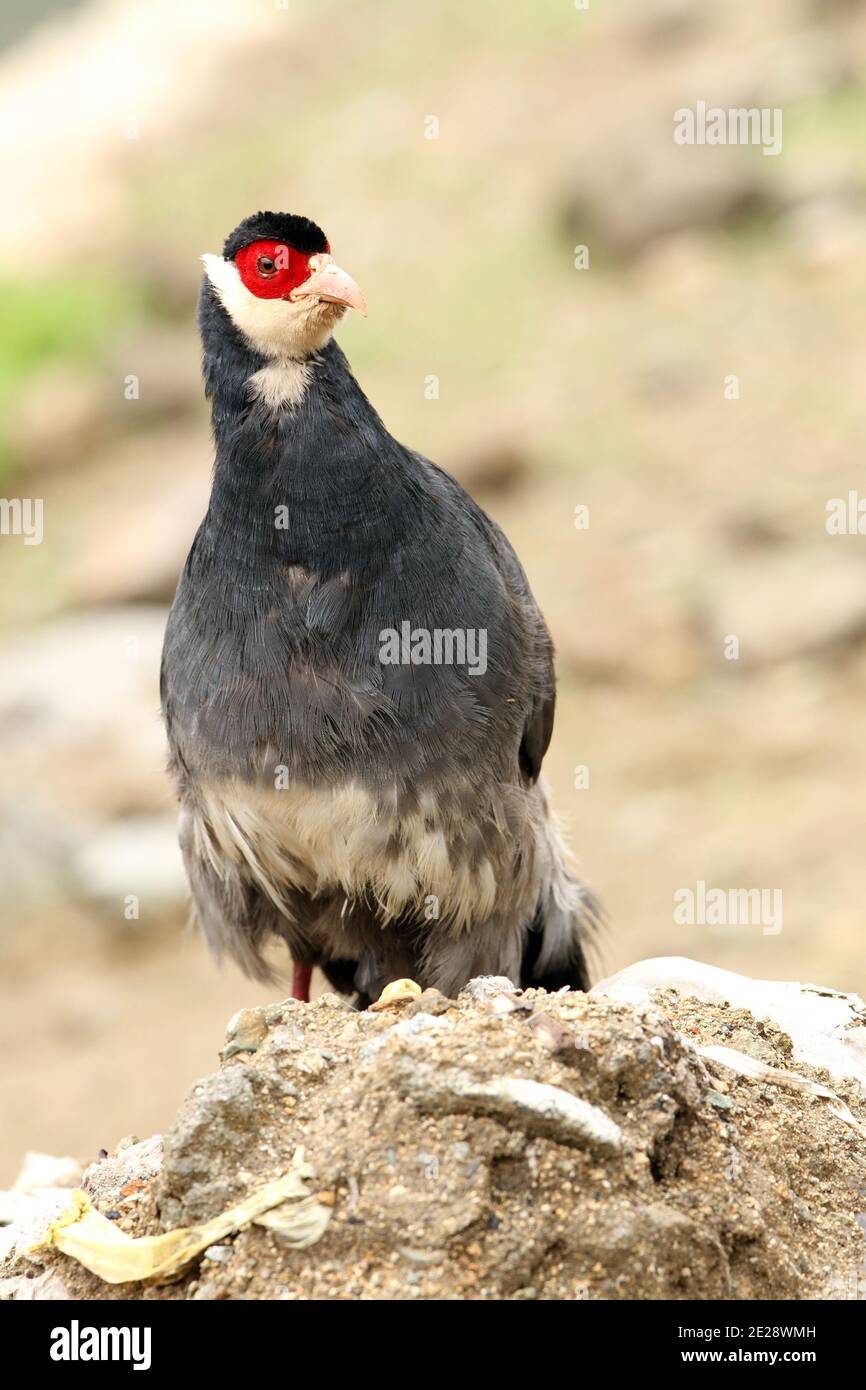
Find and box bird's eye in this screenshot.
[256,255,277,278]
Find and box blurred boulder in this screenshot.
[703,552,866,668]
[456,441,529,496]
[106,326,201,424]
[0,604,171,818]
[0,805,81,906]
[0,606,184,913]
[628,0,707,50]
[560,29,860,265]
[66,424,210,606]
[70,816,185,909]
[8,364,110,472]
[782,188,866,267]
[807,0,866,18]
[5,327,200,486]
[554,585,701,689]
[753,32,857,104]
[561,129,776,262]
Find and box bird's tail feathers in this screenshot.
[521,784,603,991]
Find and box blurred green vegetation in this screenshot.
[782,82,866,170]
[0,271,139,479]
[0,272,136,377]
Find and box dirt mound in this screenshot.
[3,978,865,1300]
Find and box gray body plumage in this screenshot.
[160,262,596,1002]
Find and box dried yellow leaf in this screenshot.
[28,1165,331,1285]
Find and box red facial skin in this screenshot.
[234,238,331,300]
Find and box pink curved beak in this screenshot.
[289,254,368,317]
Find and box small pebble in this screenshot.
[204,1244,234,1263]
[398,1247,445,1267]
[223,1007,268,1060]
[461,976,518,1001]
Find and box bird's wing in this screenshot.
[409,451,557,784]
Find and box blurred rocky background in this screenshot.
[2,0,866,1181]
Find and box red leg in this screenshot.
[292,962,313,1003]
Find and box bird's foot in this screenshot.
[291,963,313,1003]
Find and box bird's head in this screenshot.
[201,211,367,361]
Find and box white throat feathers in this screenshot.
[202,253,346,410]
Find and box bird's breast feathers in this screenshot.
[187,776,549,934]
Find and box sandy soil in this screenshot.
[5,979,864,1301]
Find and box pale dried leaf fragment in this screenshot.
[697,1044,866,1137]
[256,1195,333,1248]
[28,1161,331,1285]
[369,978,423,1010]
